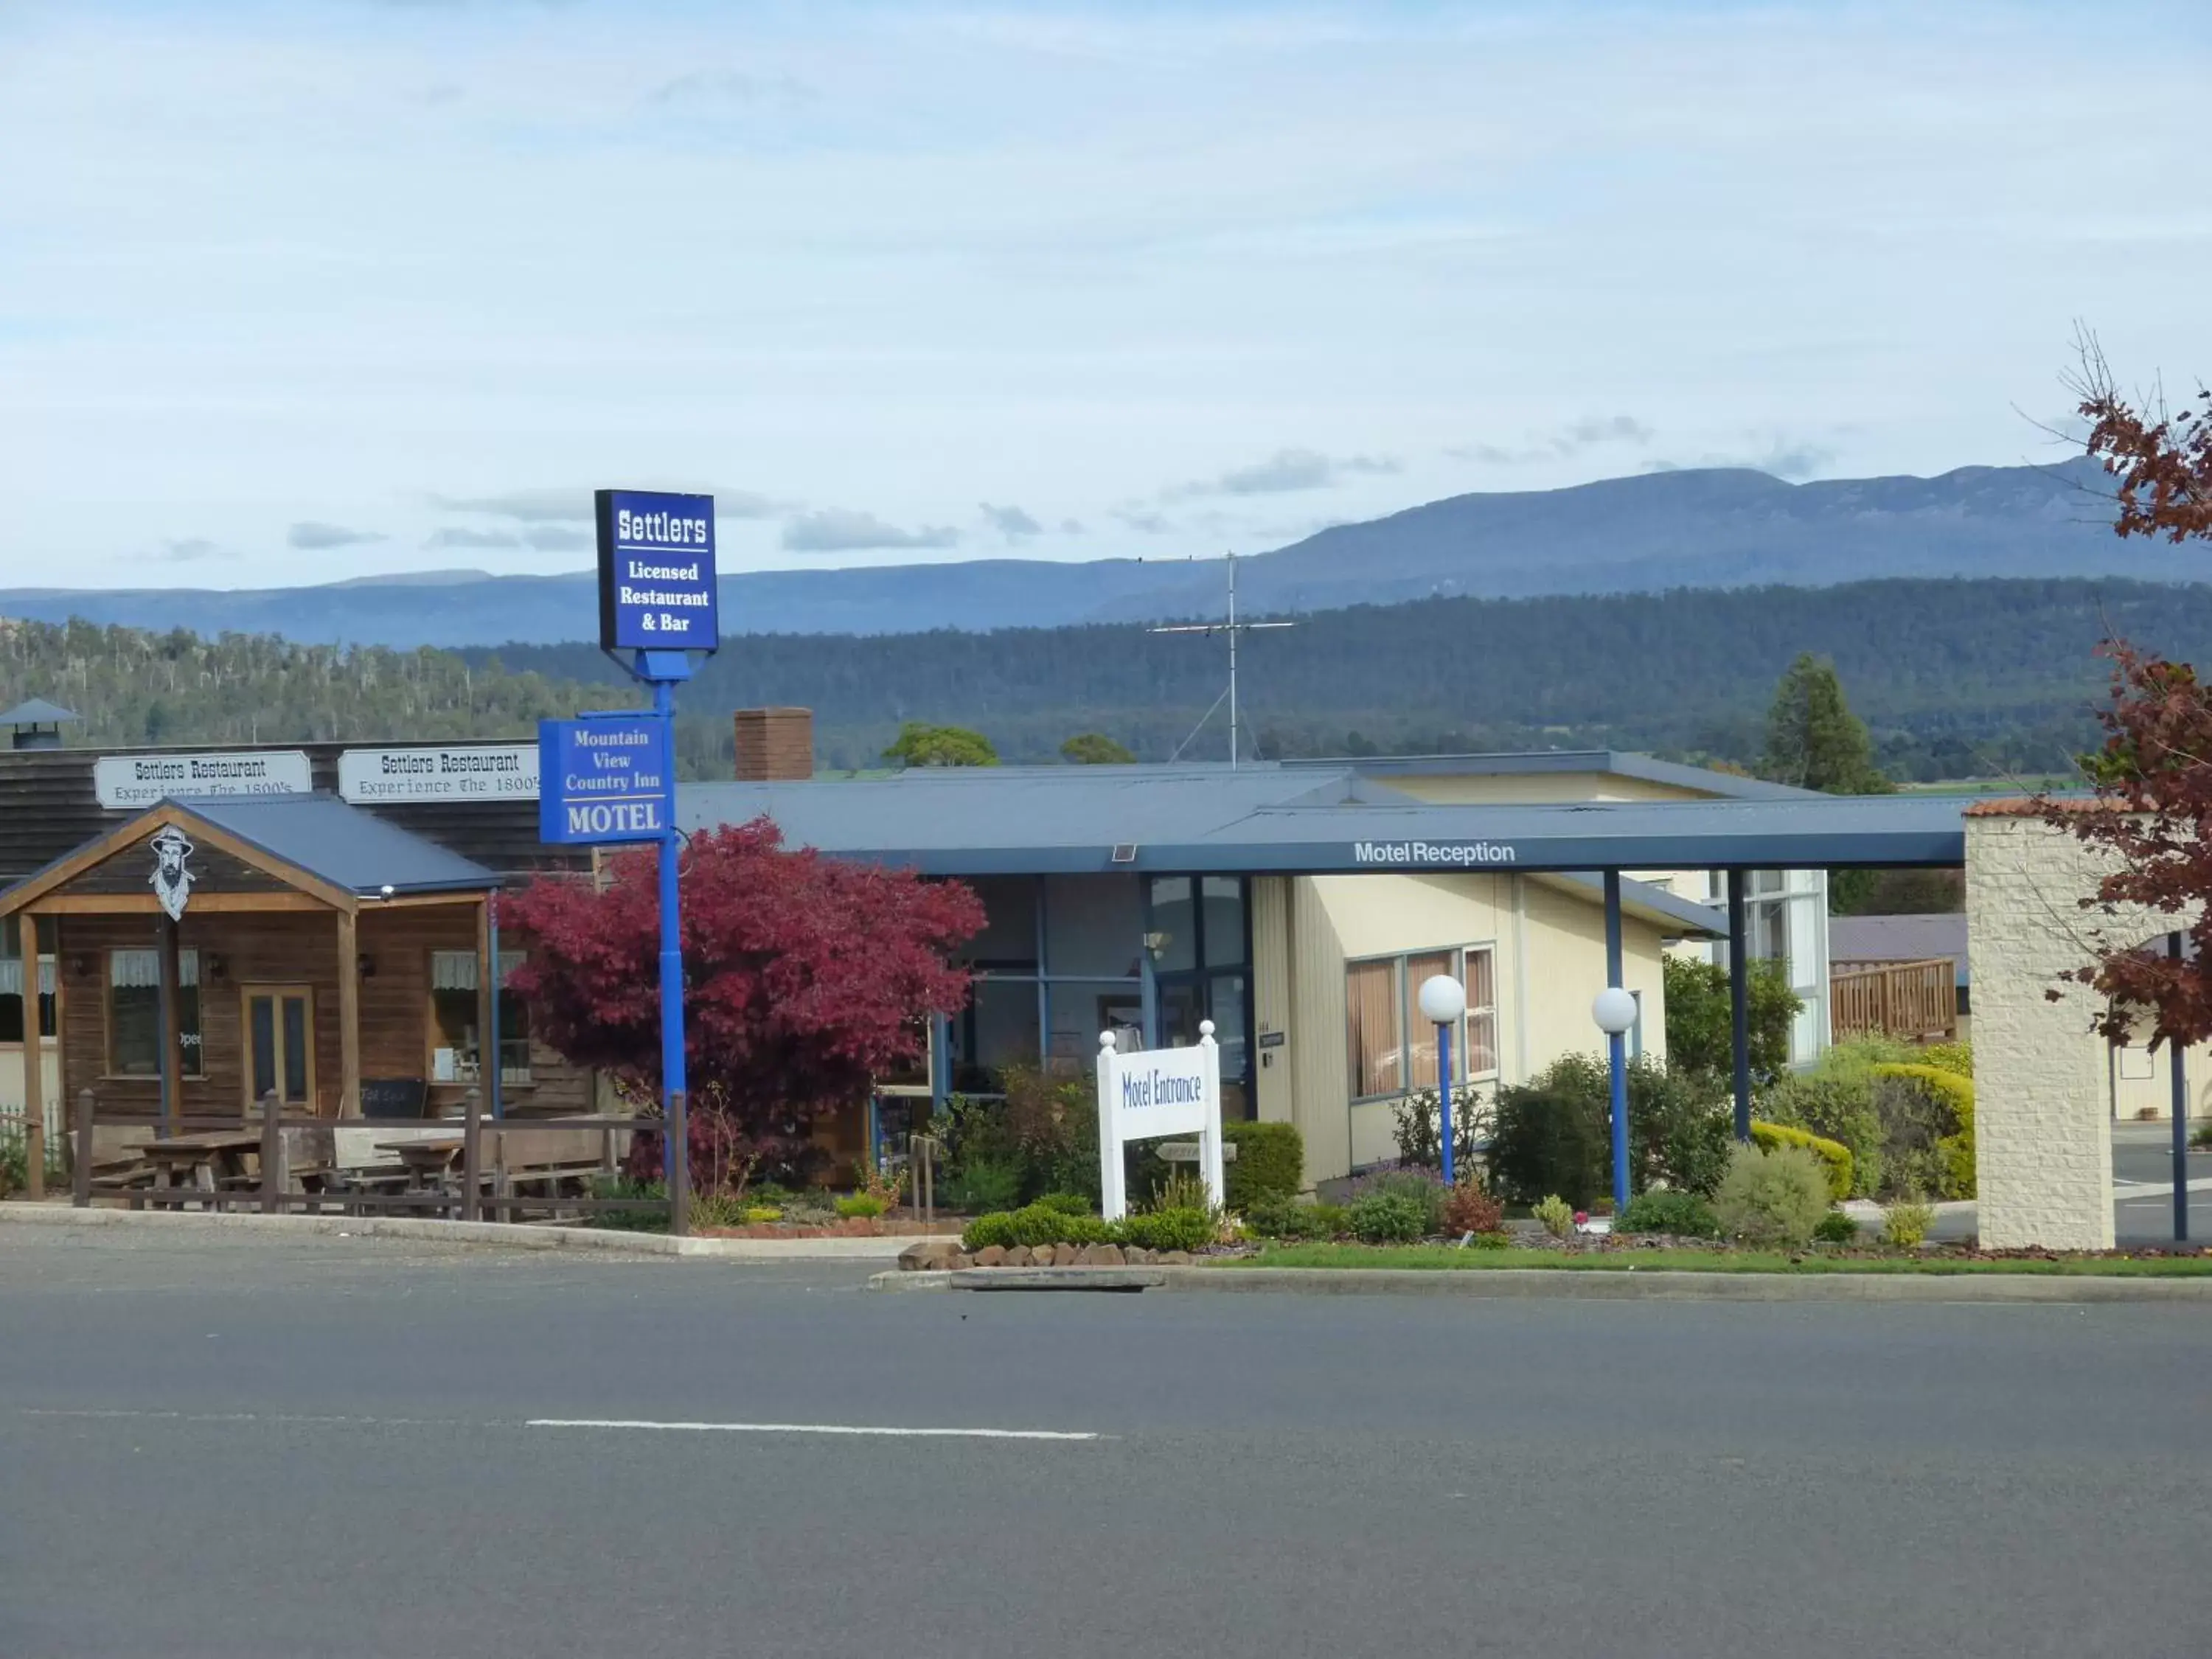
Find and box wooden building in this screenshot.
[0,794,568,1147]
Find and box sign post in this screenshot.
[529,488,720,1234]
[1094,1022,1223,1221]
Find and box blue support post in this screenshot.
[1728,870,1751,1142]
[2171,933,2189,1244]
[1438,1021,1455,1186]
[1604,870,1629,1215]
[655,677,689,1237]
[487,893,504,1121]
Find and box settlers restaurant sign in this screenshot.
[94,751,312,810]
[337,745,538,804]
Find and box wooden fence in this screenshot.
[1829,958,1958,1043]
[58,1089,679,1228]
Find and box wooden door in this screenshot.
[241,984,316,1110]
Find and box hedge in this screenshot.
[1874,1062,1976,1200]
[961,1203,1215,1253]
[1222,1121,1304,1208]
[1749,1120,1854,1202]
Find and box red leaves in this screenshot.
[501,818,982,1138]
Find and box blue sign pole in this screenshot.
[655,676,688,1236]
[1604,869,1630,1217]
[1438,1020,1455,1186]
[2171,933,2188,1244]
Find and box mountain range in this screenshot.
[1,456,2154,649]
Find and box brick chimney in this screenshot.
[733,707,814,782]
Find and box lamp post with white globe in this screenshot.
[1417,973,1467,1185]
[1592,984,1638,1215]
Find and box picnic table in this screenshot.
[374,1137,465,1192]
[127,1131,262,1209]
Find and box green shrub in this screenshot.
[1758,1071,1884,1197]
[1917,1040,1973,1079]
[1531,1194,1576,1239]
[1391,1083,1493,1175]
[1119,1208,1217,1253]
[1244,1194,1340,1240]
[1874,1063,1975,1200]
[1033,1190,1094,1217]
[940,1154,1023,1216]
[962,1211,1017,1251]
[1222,1121,1304,1208]
[1489,1053,1732,1206]
[1882,1197,1935,1249]
[1749,1120,1854,1202]
[1441,1180,1504,1236]
[1489,1056,1611,1207]
[1348,1191,1432,1244]
[1663,953,1803,1087]
[1349,1167,1447,1233]
[1618,1188,1720,1239]
[1310,1202,1350,1238]
[1714,1142,1831,1248]
[1812,1209,1860,1245]
[1470,1229,1512,1250]
[1142,1169,1217,1215]
[962,1203,1115,1252]
[834,1193,888,1219]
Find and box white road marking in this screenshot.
[526,1418,1101,1441]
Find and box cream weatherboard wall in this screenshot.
[1258,869,1675,1189]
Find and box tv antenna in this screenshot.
[1149,552,1294,768]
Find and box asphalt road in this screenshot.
[5,1228,2211,1659]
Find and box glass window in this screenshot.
[108,950,204,1078]
[1041,876,1144,978]
[1208,971,1249,1118]
[0,919,55,1044]
[1146,877,1197,973]
[953,977,1041,1093]
[1464,947,1499,1077]
[1346,957,1403,1099]
[962,877,1040,970]
[428,950,531,1085]
[1403,949,1455,1085]
[1200,877,1247,968]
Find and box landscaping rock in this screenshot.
[898,1239,951,1272]
[943,1251,973,1273]
[1051,1242,1081,1267]
[973,1245,1007,1267]
[1003,1245,1032,1267]
[1159,1251,1193,1265]
[1087,1243,1126,1266]
[1124,1247,1153,1265]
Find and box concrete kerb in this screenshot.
[869,1264,2212,1302]
[0,1203,914,1261]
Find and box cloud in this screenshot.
[1165,448,1399,499]
[1116,509,1174,535]
[431,489,590,524]
[523,525,591,552]
[131,537,230,564]
[647,71,816,111]
[779,509,960,553]
[1059,518,1085,535]
[287,521,384,550]
[979,502,1043,541]
[427,526,524,550]
[1447,415,1655,465]
[1644,437,1837,481]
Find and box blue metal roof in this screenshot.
[1293,748,1815,801]
[175,793,497,896]
[681,762,1965,877]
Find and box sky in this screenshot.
[1,0,2207,591]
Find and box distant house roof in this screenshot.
[1298,749,1814,801]
[175,794,498,897]
[681,759,1965,877]
[1829,913,1969,987]
[0,698,80,726]
[0,792,498,916]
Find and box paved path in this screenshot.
[4,1228,2210,1658]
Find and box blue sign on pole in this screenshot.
[596,489,720,653]
[537,716,673,844]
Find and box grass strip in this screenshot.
[1239,1245,2212,1276]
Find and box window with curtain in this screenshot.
[1346,957,1402,1099]
[428,950,531,1085]
[0,917,56,1044]
[108,949,204,1077]
[1346,944,1501,1102]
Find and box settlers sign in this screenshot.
[337,745,538,804]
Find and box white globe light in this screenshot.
[1591,986,1638,1035]
[1417,973,1467,1025]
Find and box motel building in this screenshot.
[0,703,1963,1192]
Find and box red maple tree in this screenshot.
[2048,341,2212,1042]
[502,818,982,1180]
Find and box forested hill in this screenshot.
[0,618,636,748]
[478,577,2212,781]
[7,577,2210,783]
